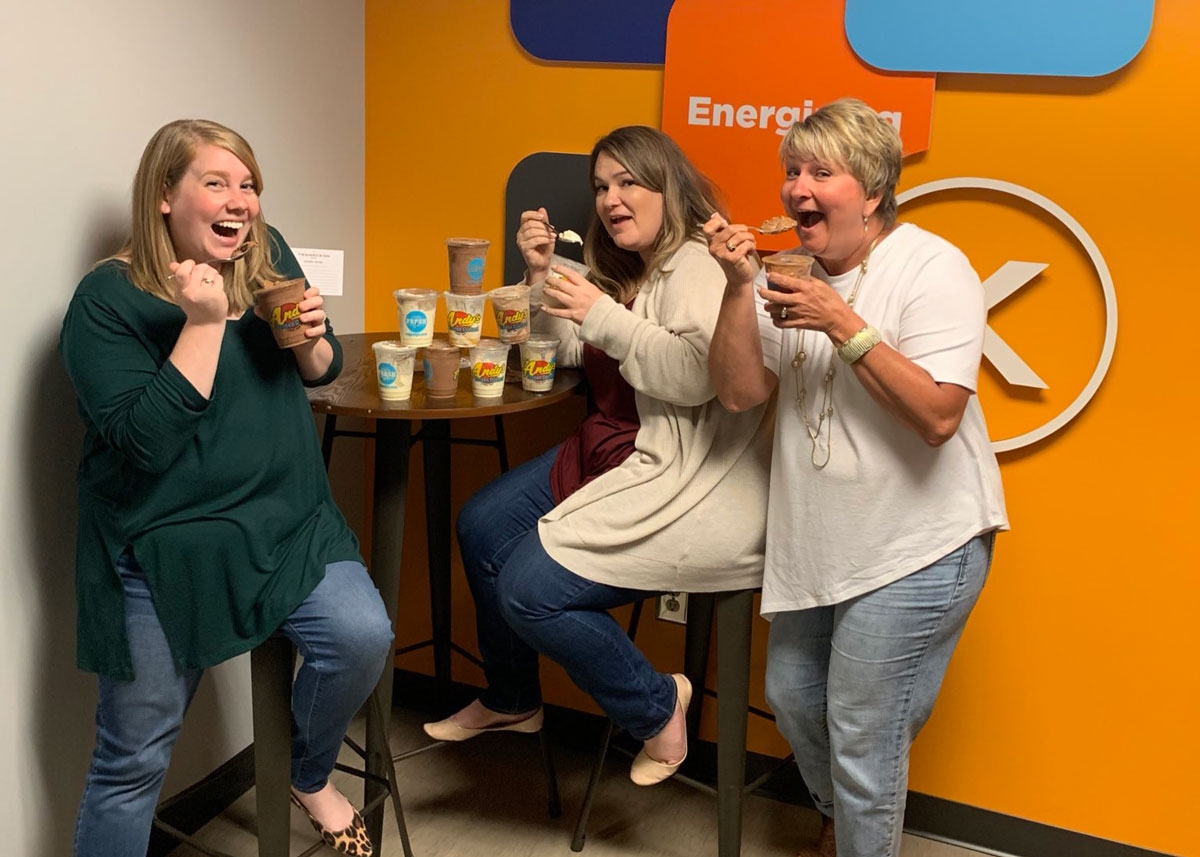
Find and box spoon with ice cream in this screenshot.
[166,241,257,280]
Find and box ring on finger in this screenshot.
[780,306,789,320]
[725,240,737,252]
[201,277,215,284]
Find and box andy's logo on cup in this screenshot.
[472,361,504,381]
[498,308,528,328]
[448,310,482,331]
[271,303,302,331]
[524,359,554,378]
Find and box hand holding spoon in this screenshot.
[167,241,257,279]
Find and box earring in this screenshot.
[862,214,869,232]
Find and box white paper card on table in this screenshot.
[293,248,344,297]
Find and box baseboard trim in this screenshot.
[151,668,1175,857]
[149,743,255,857]
[903,792,1175,857]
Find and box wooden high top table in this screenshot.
[307,332,583,843]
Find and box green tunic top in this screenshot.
[59,228,361,679]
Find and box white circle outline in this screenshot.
[896,178,1117,453]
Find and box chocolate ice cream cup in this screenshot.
[422,341,462,398]
[446,238,489,294]
[255,277,309,349]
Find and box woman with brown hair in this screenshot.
[424,125,773,785]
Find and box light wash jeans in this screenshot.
[765,532,995,857]
[73,551,393,857]
[456,446,677,741]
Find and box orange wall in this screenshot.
[366,2,1198,854]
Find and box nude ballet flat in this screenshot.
[422,706,544,742]
[630,673,692,786]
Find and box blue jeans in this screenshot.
[73,552,393,857]
[457,446,677,741]
[764,532,995,857]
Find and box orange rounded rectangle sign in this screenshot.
[662,0,935,242]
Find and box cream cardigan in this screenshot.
[535,240,773,592]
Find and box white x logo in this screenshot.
[897,177,1117,452]
[983,261,1047,389]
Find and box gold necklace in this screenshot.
[791,232,882,468]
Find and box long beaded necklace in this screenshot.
[791,232,882,468]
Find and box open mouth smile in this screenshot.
[212,220,244,239]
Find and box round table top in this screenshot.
[307,332,584,420]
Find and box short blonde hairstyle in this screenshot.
[778,98,902,226]
[105,119,284,314]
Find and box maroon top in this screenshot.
[550,317,640,504]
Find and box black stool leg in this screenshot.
[570,720,614,852]
[570,599,645,851]
[716,590,753,857]
[539,730,562,819]
[251,636,294,857]
[684,592,715,745]
[367,687,415,857]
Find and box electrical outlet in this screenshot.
[656,592,687,624]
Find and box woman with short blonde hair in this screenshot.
[706,98,1008,857]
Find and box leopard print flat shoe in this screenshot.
[290,792,375,857]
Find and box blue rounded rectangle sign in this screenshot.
[845,0,1154,77]
[510,0,675,65]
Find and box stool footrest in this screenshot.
[151,816,241,857]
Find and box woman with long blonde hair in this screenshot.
[62,119,391,857]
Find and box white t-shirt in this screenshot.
[757,223,1008,616]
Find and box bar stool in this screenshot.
[571,588,788,857]
[152,634,414,857]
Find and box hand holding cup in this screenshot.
[254,277,310,348]
[540,264,604,325]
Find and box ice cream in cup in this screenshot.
[422,341,462,398]
[444,292,486,347]
[371,341,417,400]
[519,336,558,393]
[446,238,489,294]
[469,338,508,398]
[394,288,438,346]
[255,277,309,349]
[488,285,531,343]
[762,253,815,281]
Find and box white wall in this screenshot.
[0,2,365,853]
